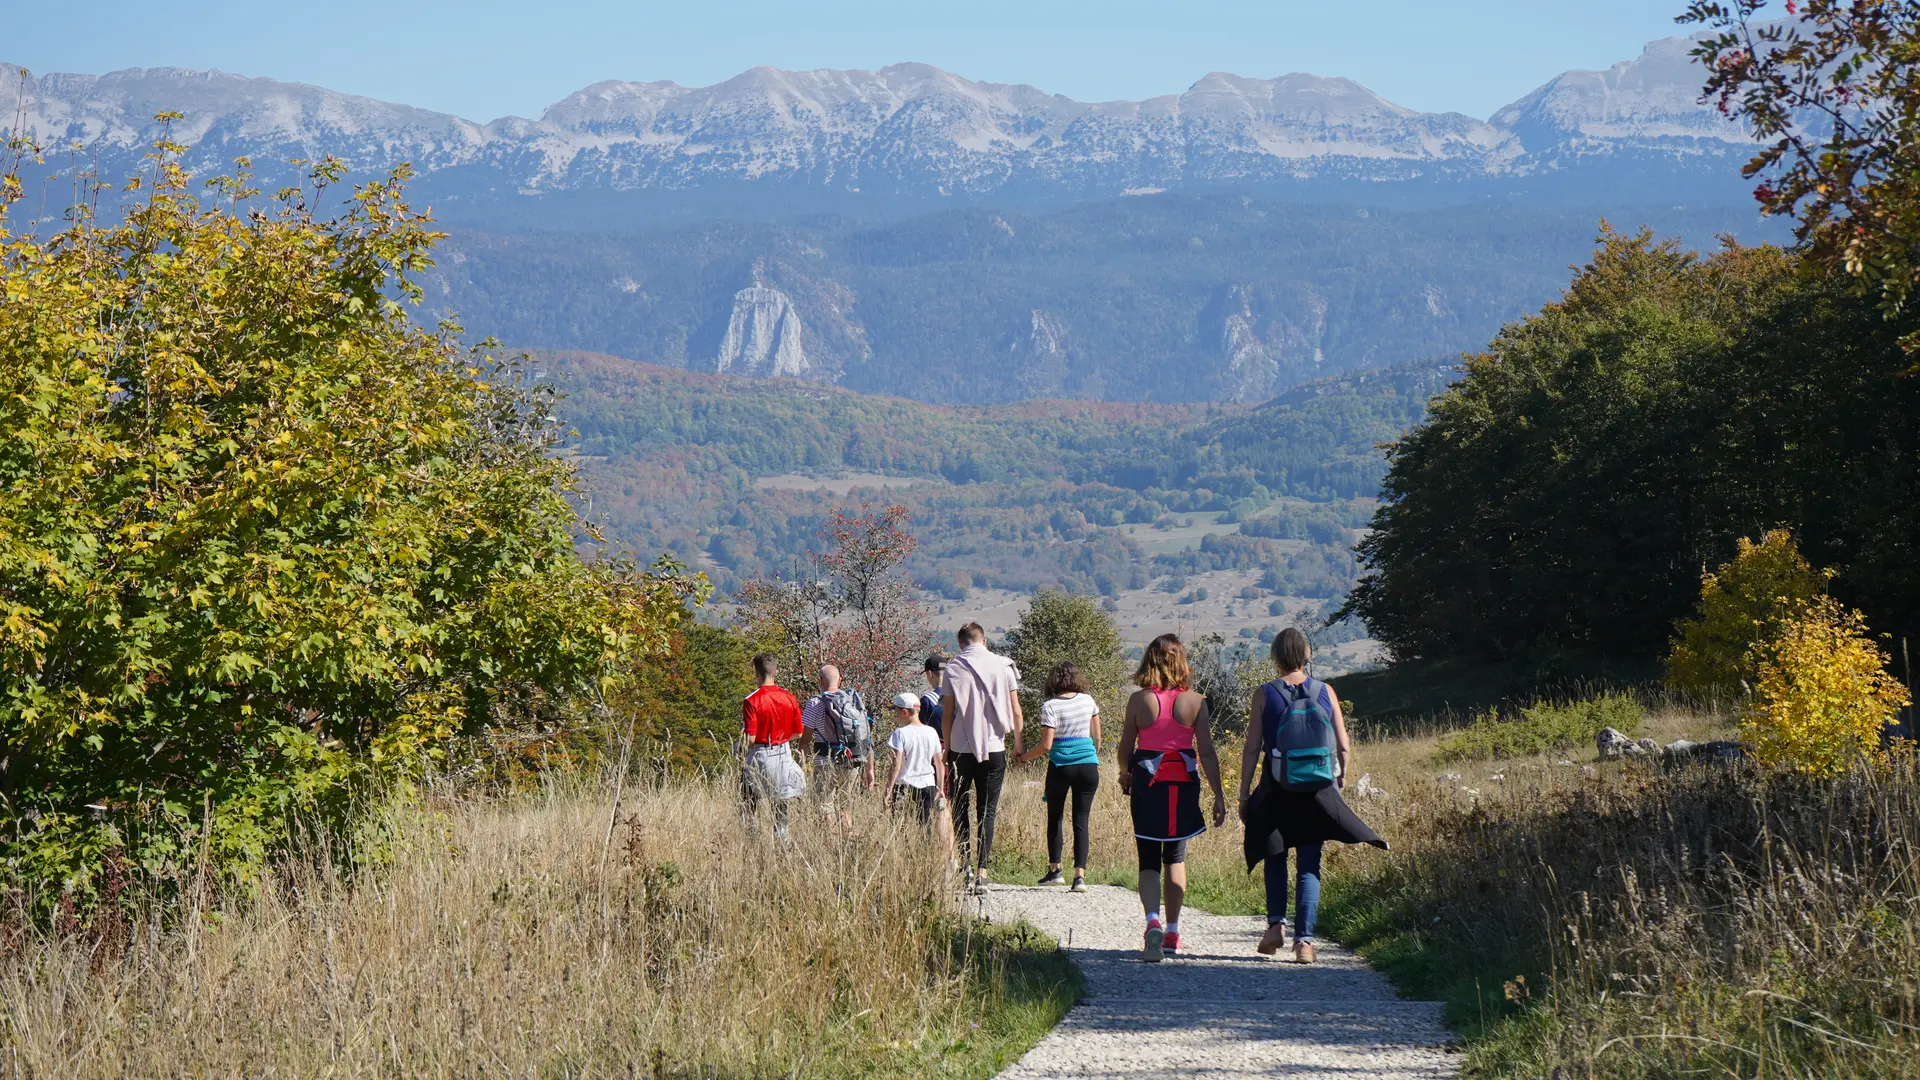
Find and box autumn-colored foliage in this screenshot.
[1687,0,1920,319]
[1741,596,1911,777]
[734,502,932,706]
[1664,533,1907,775]
[1666,530,1831,701]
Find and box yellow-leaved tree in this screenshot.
[1666,530,1830,702]
[1666,531,1908,774]
[1742,597,1910,777]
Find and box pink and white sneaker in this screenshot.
[1142,920,1165,963]
[1163,930,1181,957]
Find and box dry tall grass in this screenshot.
[0,780,1074,1079]
[1320,706,1920,1078]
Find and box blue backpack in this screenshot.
[1261,679,1337,791]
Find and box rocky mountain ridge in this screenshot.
[2,32,1752,201]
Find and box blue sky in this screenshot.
[13,1,1751,122]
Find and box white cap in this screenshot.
[890,691,920,710]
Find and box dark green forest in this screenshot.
[1347,228,1920,668]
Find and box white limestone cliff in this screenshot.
[715,285,807,377]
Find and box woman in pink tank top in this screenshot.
[1118,634,1226,963]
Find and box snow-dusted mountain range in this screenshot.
[0,34,1779,405]
[2,32,1751,203]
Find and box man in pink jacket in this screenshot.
[939,622,1024,894]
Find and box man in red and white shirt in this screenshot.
[740,653,806,838]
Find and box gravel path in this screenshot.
[978,882,1457,1079]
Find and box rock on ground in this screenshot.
[978,882,1458,1079]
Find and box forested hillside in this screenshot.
[544,350,1444,599]
[434,194,1780,405]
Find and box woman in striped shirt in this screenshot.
[1017,662,1102,892]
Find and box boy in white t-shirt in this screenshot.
[883,691,946,824]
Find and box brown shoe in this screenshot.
[1257,923,1288,955]
[1294,941,1317,964]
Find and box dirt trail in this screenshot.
[981,883,1457,1079]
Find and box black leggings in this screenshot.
[950,750,1007,870]
[1044,763,1100,869]
[1136,837,1189,873]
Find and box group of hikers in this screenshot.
[737,621,1385,965]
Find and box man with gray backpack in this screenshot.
[801,664,876,822]
[1237,628,1386,963]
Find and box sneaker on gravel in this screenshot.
[1142,922,1165,963]
[1257,923,1288,955]
[1163,931,1181,957]
[1294,941,1317,964]
[1036,870,1065,886]
[967,872,990,895]
[1069,875,1088,893]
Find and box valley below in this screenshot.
[546,349,1417,663]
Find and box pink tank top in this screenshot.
[1138,688,1196,752]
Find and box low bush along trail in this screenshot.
[0,779,1075,1080]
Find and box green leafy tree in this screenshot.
[1349,217,1920,672]
[1346,228,1796,663]
[613,623,757,776]
[1002,591,1127,747]
[0,136,698,904]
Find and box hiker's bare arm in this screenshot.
[1330,687,1351,787]
[1009,691,1025,758]
[1089,711,1102,747]
[1240,691,1265,807]
[884,750,904,804]
[1020,726,1054,766]
[1117,693,1142,793]
[1193,696,1224,793]
[1194,699,1227,827]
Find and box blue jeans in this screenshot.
[1264,843,1323,942]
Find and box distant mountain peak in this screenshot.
[2,32,1754,201]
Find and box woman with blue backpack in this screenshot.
[1238,628,1386,963]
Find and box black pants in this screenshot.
[949,750,1007,870]
[892,783,935,824]
[1044,763,1100,870]
[1136,837,1189,873]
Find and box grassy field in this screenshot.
[2,783,1075,1079]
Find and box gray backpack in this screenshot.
[820,689,872,760]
